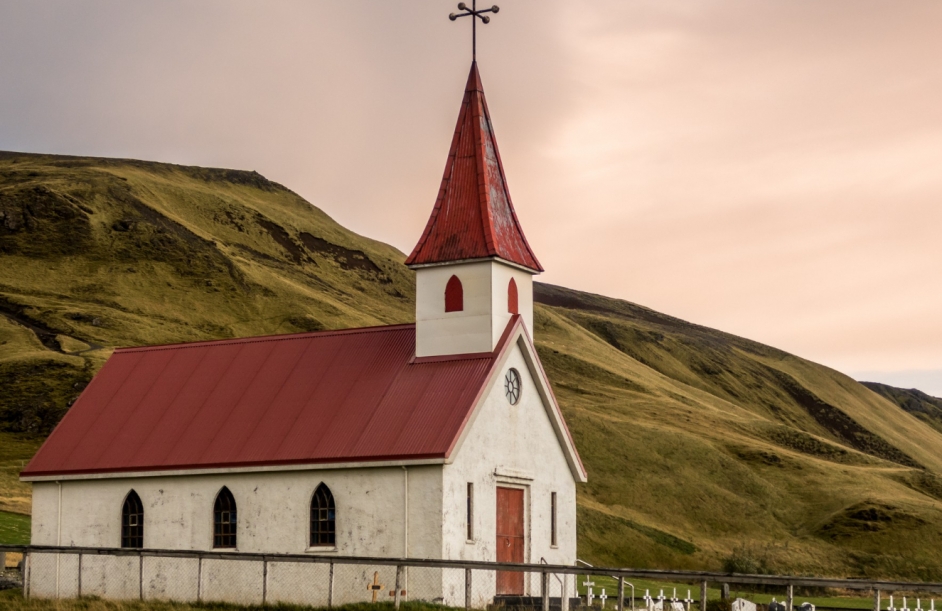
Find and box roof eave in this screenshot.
[406,256,542,274]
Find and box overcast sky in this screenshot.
[1,1,940,395]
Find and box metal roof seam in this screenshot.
[70,349,176,470]
[125,344,212,466]
[152,342,245,465]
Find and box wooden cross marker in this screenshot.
[367,571,385,603]
[600,589,609,609]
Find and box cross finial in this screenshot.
[449,1,500,61]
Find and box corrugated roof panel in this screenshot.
[22,324,502,477]
[405,62,543,273]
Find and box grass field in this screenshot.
[0,509,30,544]
[3,151,942,580]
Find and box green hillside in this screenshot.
[2,151,941,580]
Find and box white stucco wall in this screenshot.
[30,465,442,555]
[415,260,535,357]
[440,340,578,605]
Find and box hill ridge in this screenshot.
[2,151,942,579]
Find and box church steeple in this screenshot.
[406,62,542,273]
[410,63,540,358]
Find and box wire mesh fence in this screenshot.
[6,545,942,611]
[8,547,575,609]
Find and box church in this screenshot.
[21,61,586,603]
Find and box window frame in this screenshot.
[508,278,519,314]
[550,491,558,548]
[121,490,144,549]
[310,483,337,549]
[445,275,464,312]
[213,486,238,549]
[466,482,475,543]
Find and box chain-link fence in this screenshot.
[7,545,942,611]
[9,546,576,609]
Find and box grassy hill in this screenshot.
[2,151,941,580]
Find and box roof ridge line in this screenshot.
[114,322,416,353]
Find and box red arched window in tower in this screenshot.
[508,278,519,314]
[445,275,464,312]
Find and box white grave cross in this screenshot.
[584,579,596,607]
[684,590,694,611]
[601,589,609,609]
[644,590,654,611]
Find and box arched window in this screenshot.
[213,487,237,549]
[310,483,336,546]
[445,275,463,312]
[508,278,519,314]
[121,490,144,549]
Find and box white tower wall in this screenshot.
[415,260,534,358]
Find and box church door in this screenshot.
[496,486,525,595]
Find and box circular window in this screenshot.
[504,368,521,405]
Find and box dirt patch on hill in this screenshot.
[815,502,926,540]
[766,367,922,469]
[256,216,305,264]
[298,232,389,280]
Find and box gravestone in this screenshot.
[799,603,816,611]
[769,598,787,611]
[732,598,757,611]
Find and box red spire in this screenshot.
[406,62,543,273]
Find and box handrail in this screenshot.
[4,545,942,592]
[540,557,564,586]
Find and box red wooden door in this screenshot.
[496,486,525,595]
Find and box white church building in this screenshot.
[22,62,587,604]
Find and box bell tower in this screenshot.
[406,63,542,358]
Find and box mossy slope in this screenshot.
[2,151,941,580]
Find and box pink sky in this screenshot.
[1,1,940,395]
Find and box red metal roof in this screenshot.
[22,323,509,477]
[405,62,543,273]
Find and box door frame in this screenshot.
[495,481,530,595]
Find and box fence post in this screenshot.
[0,552,5,573]
[786,584,794,611]
[139,552,144,601]
[77,553,82,598]
[562,574,569,611]
[542,571,550,611]
[197,556,203,602]
[619,577,626,611]
[465,568,472,611]
[327,561,334,608]
[700,580,708,611]
[395,564,403,610]
[875,590,881,611]
[262,558,268,605]
[24,552,30,600]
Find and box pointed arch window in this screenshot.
[213,487,237,549]
[508,278,519,314]
[121,490,144,549]
[445,275,464,312]
[310,483,336,546]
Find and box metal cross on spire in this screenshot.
[449,1,500,61]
